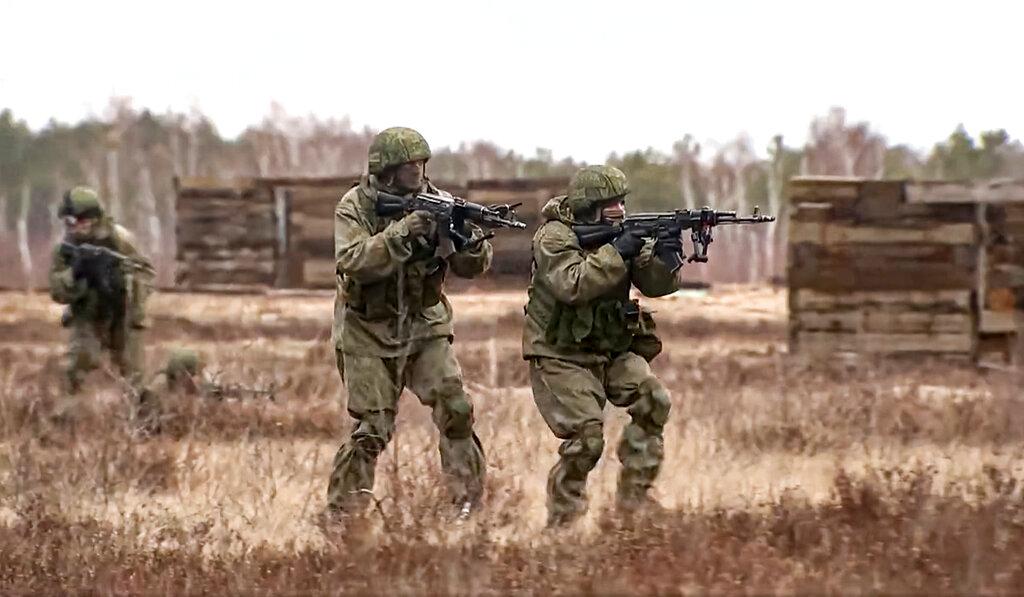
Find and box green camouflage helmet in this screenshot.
[58,186,105,219]
[164,348,204,380]
[367,127,431,175]
[565,165,630,215]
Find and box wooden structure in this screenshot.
[788,177,1024,360]
[466,177,569,275]
[174,175,568,291]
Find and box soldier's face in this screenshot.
[392,160,425,193]
[65,216,97,239]
[599,198,625,224]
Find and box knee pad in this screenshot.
[563,422,605,472]
[442,395,474,440]
[353,411,394,457]
[637,380,671,430]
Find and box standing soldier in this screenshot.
[49,186,156,412]
[522,165,683,526]
[327,127,490,520]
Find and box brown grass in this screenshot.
[1,286,1023,594]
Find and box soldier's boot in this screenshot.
[433,387,486,515]
[326,410,394,514]
[546,421,605,527]
[616,380,671,515]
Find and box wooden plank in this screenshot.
[988,264,1024,288]
[788,262,974,292]
[795,310,971,334]
[980,310,1018,334]
[790,203,836,223]
[789,221,976,245]
[792,289,972,312]
[796,331,972,354]
[789,177,862,203]
[906,180,1024,204]
[301,258,337,288]
[862,312,971,334]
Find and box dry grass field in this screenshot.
[1,285,1023,594]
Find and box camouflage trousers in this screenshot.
[530,352,671,526]
[327,338,486,512]
[65,317,146,394]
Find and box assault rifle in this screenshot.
[58,242,131,316]
[573,206,776,271]
[376,190,526,250]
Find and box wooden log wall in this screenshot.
[174,177,278,292]
[465,177,569,275]
[788,177,1023,360]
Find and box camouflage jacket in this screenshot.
[522,196,679,365]
[49,219,156,325]
[332,175,492,357]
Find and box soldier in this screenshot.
[522,165,683,526]
[327,127,490,519]
[49,186,155,409]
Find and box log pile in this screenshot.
[788,177,1023,360]
[174,177,278,292]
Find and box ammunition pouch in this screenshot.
[544,298,634,354]
[626,303,662,362]
[342,256,447,320]
[544,298,662,360]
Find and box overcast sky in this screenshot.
[1,0,1020,163]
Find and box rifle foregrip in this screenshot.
[572,225,618,250]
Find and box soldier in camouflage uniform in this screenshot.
[327,127,490,518]
[49,187,155,403]
[523,165,684,526]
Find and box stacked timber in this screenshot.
[466,177,569,275]
[788,177,979,356]
[268,176,360,288]
[174,177,278,292]
[906,180,1024,360]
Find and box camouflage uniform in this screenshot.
[523,165,680,526]
[327,127,490,513]
[48,187,155,397]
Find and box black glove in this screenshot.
[654,231,684,270]
[70,251,90,281]
[612,230,645,260]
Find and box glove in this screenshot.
[402,210,435,239]
[70,251,90,281]
[612,230,645,260]
[654,231,684,269]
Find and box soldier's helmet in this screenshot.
[368,127,431,175]
[57,186,105,219]
[565,165,630,216]
[164,348,204,381]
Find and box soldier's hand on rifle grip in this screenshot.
[612,229,645,260]
[403,210,435,239]
[654,231,685,271]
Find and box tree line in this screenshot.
[0,100,1020,287]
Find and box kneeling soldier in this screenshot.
[522,165,683,526]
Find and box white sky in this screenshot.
[1,0,1020,163]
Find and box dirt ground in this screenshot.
[1,285,1023,594]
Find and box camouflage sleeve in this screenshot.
[112,225,156,325]
[48,243,85,304]
[534,222,628,305]
[112,225,156,285]
[630,239,679,297]
[448,222,493,278]
[335,192,416,283]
